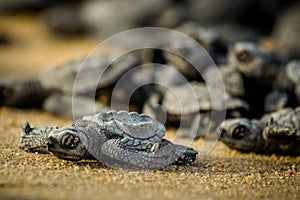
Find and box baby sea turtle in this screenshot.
[20,110,198,170]
[230,42,300,113]
[225,41,300,116]
[0,54,141,118]
[218,107,300,155]
[144,81,249,139]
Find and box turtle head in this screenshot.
[229,42,270,77]
[46,126,90,161]
[218,118,262,152]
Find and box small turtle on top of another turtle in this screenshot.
[218,107,300,155]
[20,110,198,170]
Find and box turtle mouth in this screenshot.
[47,140,83,161]
[51,151,83,161]
[46,134,85,161]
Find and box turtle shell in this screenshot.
[84,110,166,142]
[162,81,249,117]
[39,54,140,95]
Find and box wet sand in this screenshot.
[0,14,299,200]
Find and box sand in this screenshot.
[0,14,299,200]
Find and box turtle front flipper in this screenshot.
[97,139,178,171]
[263,119,297,151]
[20,121,59,153]
[172,144,197,165]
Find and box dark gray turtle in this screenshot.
[0,79,49,108]
[218,107,300,155]
[143,81,249,139]
[229,42,300,113]
[0,54,141,118]
[20,110,198,170]
[228,41,298,92]
[37,53,141,98]
[225,41,299,116]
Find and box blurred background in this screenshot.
[0,0,299,80]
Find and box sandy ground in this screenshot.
[0,14,299,200]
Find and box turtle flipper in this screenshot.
[20,121,59,153]
[98,139,177,171]
[262,118,297,151]
[172,144,197,165]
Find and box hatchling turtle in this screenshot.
[225,41,300,116]
[0,54,142,118]
[218,107,300,155]
[143,81,249,139]
[20,110,198,170]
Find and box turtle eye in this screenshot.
[236,49,253,63]
[232,125,248,139]
[61,133,80,149]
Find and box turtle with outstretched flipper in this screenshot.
[218,107,300,155]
